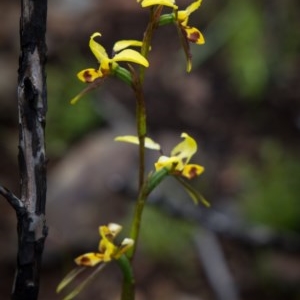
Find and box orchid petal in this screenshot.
[186,0,202,15]
[184,26,205,44]
[140,0,177,9]
[77,68,103,83]
[154,156,180,172]
[177,0,202,25]
[114,238,135,259]
[89,32,110,70]
[113,40,143,53]
[170,133,197,164]
[75,253,104,267]
[181,164,205,179]
[115,135,161,150]
[186,58,192,73]
[89,33,108,61]
[113,49,149,67]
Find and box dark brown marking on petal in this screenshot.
[105,233,114,240]
[79,256,91,265]
[83,69,96,83]
[188,31,200,44]
[188,166,198,179]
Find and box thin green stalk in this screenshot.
[127,168,169,260]
[120,183,148,299]
[118,255,135,300]
[135,7,162,188]
[136,90,146,189]
[127,184,148,260]
[128,5,163,255]
[139,6,162,82]
[121,6,164,300]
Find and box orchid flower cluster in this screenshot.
[58,1,206,300]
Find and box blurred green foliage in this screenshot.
[46,56,102,156]
[138,206,195,264]
[239,140,300,231]
[226,0,268,98]
[194,0,300,100]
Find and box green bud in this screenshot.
[113,65,133,86]
[158,14,175,26]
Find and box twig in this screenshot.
[149,194,300,252]
[0,185,24,212]
[194,229,240,300]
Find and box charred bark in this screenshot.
[0,0,48,299]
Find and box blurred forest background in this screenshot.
[0,0,300,299]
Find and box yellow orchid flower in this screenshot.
[175,0,205,72]
[177,0,205,44]
[137,0,178,9]
[154,132,204,179]
[77,32,149,84]
[115,132,204,180]
[75,223,134,267]
[115,133,207,205]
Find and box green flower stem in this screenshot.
[137,106,146,190]
[127,168,169,260]
[127,183,148,260]
[135,5,163,188]
[135,7,160,189]
[128,6,164,258]
[113,66,146,189]
[118,255,135,300]
[139,6,162,82]
[122,6,165,300]
[122,174,159,291]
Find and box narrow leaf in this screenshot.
[70,77,104,104]
[62,263,107,300]
[56,267,85,293]
[175,176,210,207]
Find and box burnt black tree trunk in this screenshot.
[0,0,48,299]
